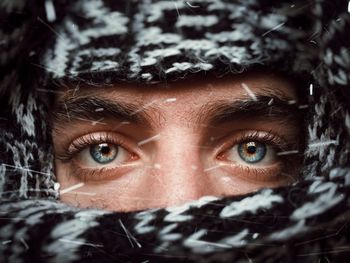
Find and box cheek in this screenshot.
[57,167,158,211]
[210,175,262,195]
[55,160,80,188]
[208,168,294,196]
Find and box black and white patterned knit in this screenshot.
[1,0,350,262]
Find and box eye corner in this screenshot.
[215,148,230,161]
[130,151,140,161]
[216,152,225,161]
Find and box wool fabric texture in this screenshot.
[0,0,350,262]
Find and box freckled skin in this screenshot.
[53,72,300,212]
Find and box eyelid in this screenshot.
[71,164,139,182]
[221,162,283,183]
[57,131,143,162]
[212,130,298,183]
[213,130,290,159]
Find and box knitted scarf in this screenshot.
[1,1,350,262]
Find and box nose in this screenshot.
[152,129,213,207]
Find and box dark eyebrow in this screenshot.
[202,95,301,126]
[53,93,303,129]
[53,96,154,126]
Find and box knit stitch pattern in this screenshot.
[0,1,349,262]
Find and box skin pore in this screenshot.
[52,72,302,212]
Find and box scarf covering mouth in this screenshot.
[1,0,350,262]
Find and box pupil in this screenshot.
[90,143,118,164]
[246,145,256,154]
[99,144,110,155]
[237,141,266,164]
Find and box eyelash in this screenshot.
[56,132,139,181]
[216,130,299,181]
[57,130,298,182]
[56,132,135,162]
[218,130,290,154]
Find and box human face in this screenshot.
[52,72,302,211]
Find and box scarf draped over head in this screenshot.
[0,1,350,262]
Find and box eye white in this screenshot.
[226,143,277,167]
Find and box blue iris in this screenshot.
[90,143,118,164]
[238,141,266,163]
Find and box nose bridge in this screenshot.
[155,128,210,206]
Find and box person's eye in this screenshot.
[79,142,130,167]
[228,141,275,166]
[57,132,140,180]
[216,131,298,182]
